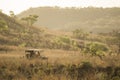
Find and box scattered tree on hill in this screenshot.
[73,29,89,40]
[21,17,29,25]
[21,15,39,26]
[9,11,15,18]
[52,36,79,50]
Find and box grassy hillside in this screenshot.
[1,9,120,80]
[0,12,85,51]
[18,7,120,33]
[1,11,119,53]
[0,12,53,50]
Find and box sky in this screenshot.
[0,0,120,15]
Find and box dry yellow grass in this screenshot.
[0,49,120,67]
[0,49,120,80]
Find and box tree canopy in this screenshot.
[21,15,39,26]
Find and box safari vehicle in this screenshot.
[25,49,44,59]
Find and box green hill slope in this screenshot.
[18,7,120,33]
[0,12,52,50]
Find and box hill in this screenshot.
[0,12,53,50]
[18,7,120,33]
[0,12,82,51]
[0,11,119,53]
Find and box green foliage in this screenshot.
[84,42,109,57]
[0,19,8,31]
[0,12,45,48]
[73,29,89,39]
[21,14,39,26]
[18,43,26,48]
[52,36,80,50]
[9,11,15,18]
[52,36,71,49]
[59,36,70,44]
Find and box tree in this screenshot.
[21,15,39,26]
[21,17,30,25]
[73,29,88,39]
[84,42,109,60]
[29,15,39,26]
[9,11,15,18]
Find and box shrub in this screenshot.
[81,61,93,69]
[0,19,8,31]
[19,43,26,48]
[60,36,70,44]
[83,42,109,59]
[73,29,89,39]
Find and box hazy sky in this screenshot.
[0,0,120,15]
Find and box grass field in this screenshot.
[0,49,120,80]
[0,49,120,66]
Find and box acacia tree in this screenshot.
[30,15,39,26]
[21,17,30,25]
[9,11,15,18]
[21,15,39,26]
[83,42,109,60]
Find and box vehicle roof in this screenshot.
[25,49,43,52]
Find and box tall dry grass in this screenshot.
[0,49,120,80]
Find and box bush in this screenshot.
[73,29,89,39]
[52,36,73,50]
[0,19,8,31]
[83,42,109,59]
[60,36,70,44]
[81,61,93,69]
